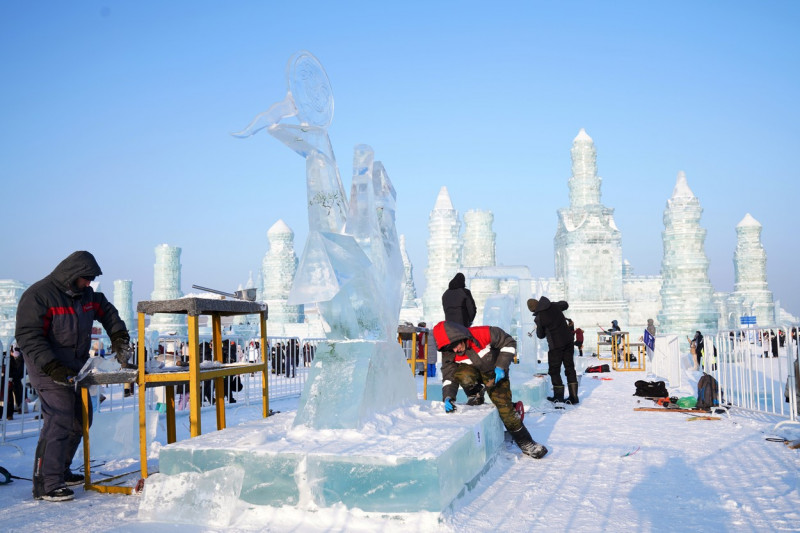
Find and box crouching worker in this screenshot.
[433,321,548,459]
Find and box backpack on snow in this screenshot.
[696,373,720,410]
[633,380,669,398]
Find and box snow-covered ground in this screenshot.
[1,370,798,532]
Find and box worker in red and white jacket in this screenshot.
[433,320,547,459]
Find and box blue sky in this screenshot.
[2,1,799,318]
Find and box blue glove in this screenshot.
[494,367,506,383]
[444,397,456,413]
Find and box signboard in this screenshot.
[643,329,655,351]
[740,315,757,326]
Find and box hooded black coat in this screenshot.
[441,273,477,327]
[533,296,572,351]
[15,251,128,378]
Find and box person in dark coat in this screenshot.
[433,320,548,459]
[9,346,25,414]
[528,296,579,404]
[441,273,477,327]
[15,251,130,502]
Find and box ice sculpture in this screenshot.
[657,171,719,342]
[462,209,499,326]
[422,186,461,324]
[261,219,301,324]
[235,51,415,429]
[398,235,424,325]
[399,235,419,308]
[0,279,27,347]
[113,279,134,335]
[148,244,186,336]
[733,213,775,325]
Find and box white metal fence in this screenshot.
[0,336,325,445]
[648,327,799,424]
[708,327,798,422]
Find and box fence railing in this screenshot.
[708,327,798,422]
[0,336,325,445]
[648,328,799,424]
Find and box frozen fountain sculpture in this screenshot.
[235,51,413,429]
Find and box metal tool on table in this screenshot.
[192,284,258,302]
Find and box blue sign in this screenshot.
[740,315,757,326]
[643,329,655,351]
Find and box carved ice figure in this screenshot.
[236,51,415,429]
[235,51,404,340]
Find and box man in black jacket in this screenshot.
[441,272,477,327]
[529,296,579,404]
[15,251,130,501]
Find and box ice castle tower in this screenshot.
[261,219,301,328]
[148,244,187,336]
[657,172,719,341]
[422,186,461,324]
[554,129,627,334]
[399,234,423,325]
[733,213,775,326]
[463,209,499,325]
[0,279,27,347]
[113,279,135,335]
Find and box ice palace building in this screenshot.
[419,129,795,354]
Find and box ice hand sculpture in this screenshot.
[233,50,333,134]
[235,51,403,342]
[236,51,414,429]
[235,51,347,234]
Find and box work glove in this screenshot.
[444,397,456,413]
[110,331,133,365]
[494,367,506,383]
[42,360,77,387]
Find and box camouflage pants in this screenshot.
[454,364,522,432]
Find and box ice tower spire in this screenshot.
[569,128,601,208]
[113,279,135,335]
[734,213,775,325]
[462,209,499,325]
[554,129,626,344]
[262,219,301,327]
[148,244,187,336]
[399,235,418,306]
[423,186,461,324]
[657,171,719,339]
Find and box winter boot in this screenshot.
[465,384,486,406]
[64,471,85,486]
[510,425,548,459]
[37,487,74,502]
[566,382,580,405]
[547,385,565,403]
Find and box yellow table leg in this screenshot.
[81,387,91,490]
[138,312,149,478]
[260,311,269,418]
[188,314,201,437]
